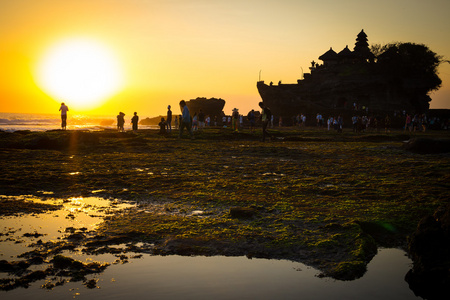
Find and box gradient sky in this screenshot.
[1,0,449,117]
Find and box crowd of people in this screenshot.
[58,102,449,138]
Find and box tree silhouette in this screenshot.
[373,42,444,112]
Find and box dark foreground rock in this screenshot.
[405,204,450,299]
[229,207,257,219]
[402,138,450,154]
[0,131,99,150]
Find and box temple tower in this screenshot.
[353,29,374,62]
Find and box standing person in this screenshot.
[421,114,427,132]
[59,102,69,130]
[327,116,333,131]
[385,115,391,133]
[166,105,172,133]
[352,115,358,132]
[179,100,194,139]
[259,102,272,142]
[131,112,139,132]
[405,114,411,132]
[247,109,256,133]
[192,112,198,131]
[337,115,343,133]
[232,108,239,131]
[117,112,125,132]
[198,109,205,129]
[174,116,179,130]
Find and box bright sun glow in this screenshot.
[36,38,124,110]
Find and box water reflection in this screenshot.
[0,196,134,258]
[99,250,417,300]
[0,196,419,299]
[1,250,418,300]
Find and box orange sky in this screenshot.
[1,0,449,117]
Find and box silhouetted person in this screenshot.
[131,112,139,132]
[174,116,179,129]
[258,102,272,142]
[159,117,167,135]
[247,109,256,133]
[179,100,194,139]
[59,102,69,130]
[232,108,240,131]
[117,112,125,132]
[192,112,198,131]
[198,109,205,129]
[166,105,172,132]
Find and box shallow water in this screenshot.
[0,112,158,132]
[0,250,419,300]
[0,196,420,299]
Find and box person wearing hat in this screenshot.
[166,105,172,133]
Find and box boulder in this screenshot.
[185,97,225,119]
[229,207,257,219]
[405,204,450,299]
[403,138,450,154]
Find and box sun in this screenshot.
[36,38,124,110]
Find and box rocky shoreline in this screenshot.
[1,128,449,291]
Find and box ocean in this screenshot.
[0,112,156,132]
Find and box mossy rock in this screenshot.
[229,207,257,219]
[403,138,450,154]
[329,260,367,280]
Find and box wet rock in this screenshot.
[85,234,135,247]
[67,233,86,241]
[28,255,45,265]
[65,227,77,233]
[51,255,89,270]
[84,279,98,289]
[230,207,257,219]
[357,220,403,247]
[25,135,58,149]
[23,232,44,238]
[403,138,450,154]
[405,204,450,299]
[51,255,77,269]
[0,260,30,273]
[2,131,100,150]
[23,270,46,281]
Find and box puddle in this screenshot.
[0,249,418,300]
[0,196,420,299]
[0,196,135,259]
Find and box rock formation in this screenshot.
[405,205,450,299]
[185,97,225,119]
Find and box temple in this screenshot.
[257,30,431,119]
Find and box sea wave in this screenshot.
[0,113,157,132]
